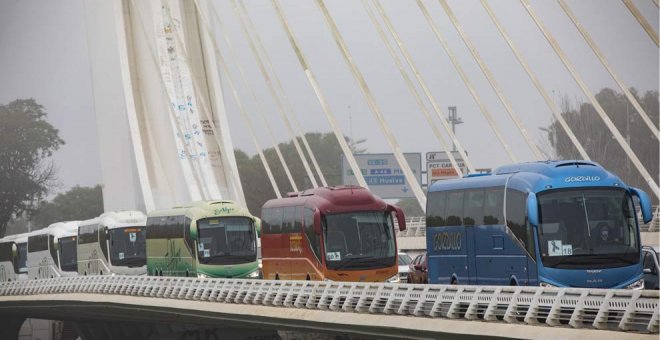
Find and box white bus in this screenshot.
[77,211,147,276]
[27,222,79,280]
[0,233,29,282]
[0,236,19,282]
[11,233,29,280]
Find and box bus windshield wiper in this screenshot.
[583,253,637,265]
[333,256,369,270]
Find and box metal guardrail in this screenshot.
[640,206,660,232]
[396,216,425,237]
[0,276,657,334]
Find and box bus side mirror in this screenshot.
[389,205,406,231]
[11,244,18,270]
[630,187,653,224]
[313,210,322,234]
[253,217,262,237]
[527,192,539,227]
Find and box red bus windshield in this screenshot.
[323,211,396,270]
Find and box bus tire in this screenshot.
[450,277,457,285]
[306,274,311,281]
[185,270,189,277]
[100,270,103,275]
[275,274,280,280]
[509,278,518,286]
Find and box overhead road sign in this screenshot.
[341,153,422,199]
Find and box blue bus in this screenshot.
[425,160,653,289]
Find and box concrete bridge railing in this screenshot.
[0,276,658,335]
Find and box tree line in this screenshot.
[545,88,658,204]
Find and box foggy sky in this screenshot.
[0,0,658,195]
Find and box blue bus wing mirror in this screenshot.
[630,187,653,224]
[313,210,322,234]
[253,217,262,237]
[526,192,539,227]
[389,205,406,231]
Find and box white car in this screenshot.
[397,252,412,283]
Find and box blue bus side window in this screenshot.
[506,189,533,257]
[427,191,447,227]
[463,190,485,226]
[484,187,504,224]
[446,191,464,226]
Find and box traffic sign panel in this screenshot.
[341,153,422,199]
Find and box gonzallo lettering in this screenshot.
[433,232,462,251]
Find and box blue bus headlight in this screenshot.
[625,278,644,290]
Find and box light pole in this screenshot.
[447,106,463,152]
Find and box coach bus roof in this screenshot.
[29,221,80,239]
[147,200,254,219]
[429,160,627,194]
[263,186,388,213]
[1,232,28,243]
[99,210,147,229]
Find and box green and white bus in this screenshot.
[146,200,260,279]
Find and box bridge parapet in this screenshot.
[0,276,658,335]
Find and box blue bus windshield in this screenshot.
[537,188,639,269]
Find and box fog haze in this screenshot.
[0,0,657,194]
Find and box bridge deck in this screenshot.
[0,276,657,339]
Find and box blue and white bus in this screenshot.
[425,160,653,289]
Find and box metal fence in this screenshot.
[396,216,426,237]
[640,206,660,232]
[0,276,657,334]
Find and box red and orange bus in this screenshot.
[260,186,406,282]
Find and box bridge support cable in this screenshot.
[439,0,545,161]
[215,0,319,190]
[199,2,300,193]
[479,0,590,161]
[622,0,659,47]
[369,0,474,175]
[361,0,462,177]
[521,0,660,200]
[231,0,328,188]
[191,0,283,198]
[128,0,215,202]
[558,0,659,140]
[235,0,328,187]
[161,1,282,199]
[162,1,251,205]
[314,0,427,210]
[271,0,368,189]
[415,0,518,163]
